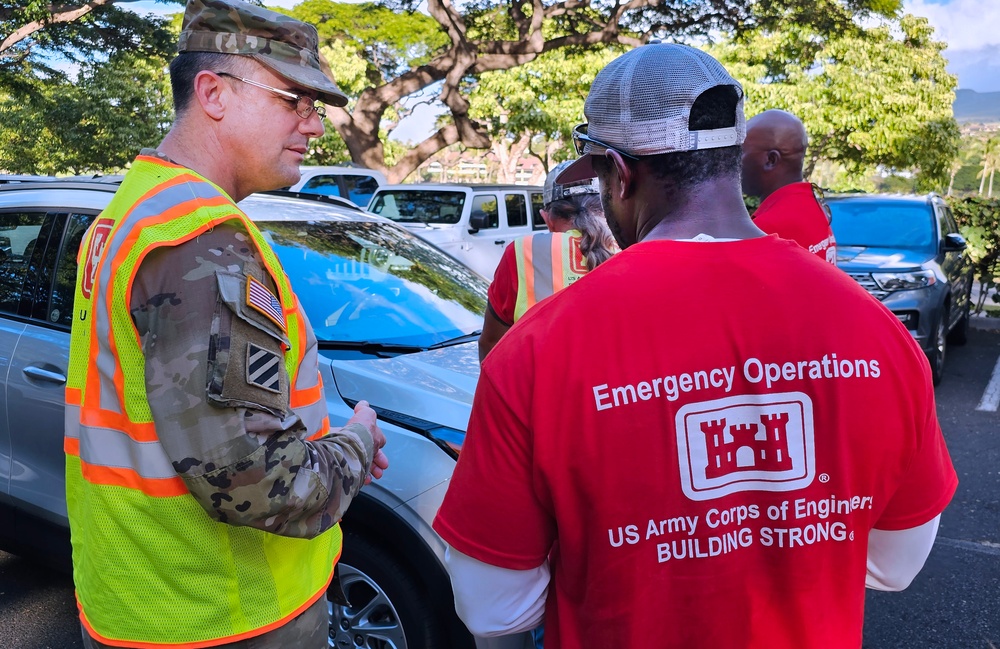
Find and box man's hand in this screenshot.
[348,400,389,484]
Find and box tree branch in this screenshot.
[1,0,117,54]
[390,123,463,182]
[424,0,467,47]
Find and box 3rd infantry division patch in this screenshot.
[246,342,281,393]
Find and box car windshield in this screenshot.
[253,219,487,348]
[369,190,466,224]
[828,200,936,252]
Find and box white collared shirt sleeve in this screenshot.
[866,515,941,591]
[443,545,549,637]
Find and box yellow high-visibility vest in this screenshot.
[513,229,587,321]
[65,155,338,648]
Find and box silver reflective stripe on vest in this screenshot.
[529,232,557,303]
[65,404,81,440]
[293,307,327,433]
[296,397,328,434]
[93,180,227,415]
[79,425,177,479]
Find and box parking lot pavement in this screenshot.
[970,317,1000,412]
[971,315,1000,332]
[863,327,1000,648]
[0,551,81,649]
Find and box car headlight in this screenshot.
[871,270,936,291]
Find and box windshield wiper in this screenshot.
[318,331,481,356]
[425,331,481,350]
[318,340,427,357]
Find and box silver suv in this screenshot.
[0,180,487,649]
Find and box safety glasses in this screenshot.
[218,72,327,119]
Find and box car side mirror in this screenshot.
[943,232,967,252]
[469,212,488,233]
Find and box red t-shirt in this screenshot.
[488,242,520,325]
[434,236,956,649]
[753,182,837,264]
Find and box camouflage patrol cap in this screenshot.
[177,0,348,108]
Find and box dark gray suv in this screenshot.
[828,193,974,385]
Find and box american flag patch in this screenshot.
[246,275,286,332]
[246,343,281,393]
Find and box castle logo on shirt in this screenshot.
[568,236,588,275]
[676,392,815,501]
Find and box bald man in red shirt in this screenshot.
[742,109,837,264]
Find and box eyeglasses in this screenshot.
[217,72,327,119]
[571,123,638,160]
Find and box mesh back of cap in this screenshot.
[585,44,745,156]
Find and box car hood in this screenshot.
[836,246,934,271]
[322,342,480,431]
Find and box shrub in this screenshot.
[948,196,1000,313]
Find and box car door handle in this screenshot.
[494,239,506,246]
[23,365,67,385]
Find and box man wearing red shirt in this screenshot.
[433,44,956,649]
[742,109,837,264]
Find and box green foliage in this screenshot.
[467,46,622,164]
[949,196,1000,311]
[289,1,447,86]
[713,14,959,190]
[0,53,173,174]
[0,1,178,174]
[1,2,179,87]
[289,0,900,176]
[306,126,409,167]
[952,164,983,194]
[1,0,907,178]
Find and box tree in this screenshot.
[289,0,901,182]
[466,46,622,180]
[0,50,173,174]
[977,137,1000,197]
[712,14,959,191]
[1,1,178,85]
[0,1,178,173]
[2,0,901,178]
[950,196,1000,313]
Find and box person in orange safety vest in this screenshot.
[65,1,388,648]
[478,161,617,361]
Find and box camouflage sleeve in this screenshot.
[130,221,375,539]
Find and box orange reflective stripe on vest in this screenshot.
[513,230,588,321]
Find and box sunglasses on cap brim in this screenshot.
[571,123,639,160]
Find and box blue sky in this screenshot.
[905,0,1000,93]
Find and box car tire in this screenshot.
[947,292,971,347]
[329,531,446,649]
[928,311,948,386]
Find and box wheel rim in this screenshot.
[933,316,947,374]
[329,563,408,649]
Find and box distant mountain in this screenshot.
[954,89,1000,124]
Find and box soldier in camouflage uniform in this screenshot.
[67,1,388,648]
